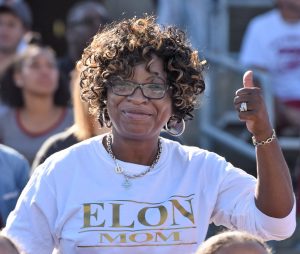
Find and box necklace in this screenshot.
[106,134,162,189]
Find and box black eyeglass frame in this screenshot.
[107,78,170,100]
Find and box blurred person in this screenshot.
[196,230,272,254]
[0,233,20,254]
[157,0,210,52]
[58,0,110,83]
[0,44,73,165]
[239,0,300,135]
[0,0,32,76]
[32,69,110,168]
[0,0,32,114]
[0,144,29,229]
[2,16,295,253]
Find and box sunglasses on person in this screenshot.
[108,77,169,99]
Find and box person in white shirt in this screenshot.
[2,15,296,254]
[239,0,300,133]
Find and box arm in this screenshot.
[234,71,294,218]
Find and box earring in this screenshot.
[165,117,185,136]
[101,108,112,128]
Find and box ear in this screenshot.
[13,72,23,87]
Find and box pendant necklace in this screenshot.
[106,134,162,189]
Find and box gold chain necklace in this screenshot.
[106,134,162,189]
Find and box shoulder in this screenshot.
[40,128,78,151]
[0,144,25,159]
[32,128,79,168]
[248,9,280,29]
[0,144,30,167]
[0,104,9,115]
[162,137,225,163]
[0,107,14,120]
[161,138,243,181]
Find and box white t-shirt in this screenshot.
[239,9,300,101]
[3,135,296,254]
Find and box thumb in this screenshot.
[243,70,254,88]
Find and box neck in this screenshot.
[280,7,300,23]
[106,132,161,166]
[22,92,56,115]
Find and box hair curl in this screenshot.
[78,15,205,127]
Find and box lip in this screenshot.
[122,109,153,120]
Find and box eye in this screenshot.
[146,83,165,90]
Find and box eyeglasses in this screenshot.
[108,78,169,99]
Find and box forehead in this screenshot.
[23,48,55,62]
[0,11,22,22]
[132,55,166,79]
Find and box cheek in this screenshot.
[164,96,173,114]
[106,92,122,115]
[157,98,173,120]
[19,71,33,85]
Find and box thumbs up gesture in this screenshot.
[234,70,273,140]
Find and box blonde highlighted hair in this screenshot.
[196,231,272,254]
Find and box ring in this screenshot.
[240,102,248,112]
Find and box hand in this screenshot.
[234,70,273,140]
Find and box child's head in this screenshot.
[196,231,272,254]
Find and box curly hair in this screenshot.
[78,15,205,127]
[0,45,70,108]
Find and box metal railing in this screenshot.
[199,52,300,160]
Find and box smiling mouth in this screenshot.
[122,111,152,120]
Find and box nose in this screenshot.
[127,86,148,103]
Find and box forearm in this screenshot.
[254,133,294,218]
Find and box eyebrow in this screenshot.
[143,75,166,83]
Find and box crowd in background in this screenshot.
[0,0,299,253]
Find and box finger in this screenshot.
[243,70,254,88]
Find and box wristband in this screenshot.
[252,129,276,146]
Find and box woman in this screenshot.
[0,44,73,164]
[3,16,295,254]
[196,230,272,254]
[32,69,110,168]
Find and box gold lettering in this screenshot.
[82,203,105,228]
[171,199,194,225]
[111,203,134,228]
[155,231,181,242]
[129,232,153,243]
[138,205,167,227]
[100,233,127,243]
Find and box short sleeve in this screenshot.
[3,164,57,254]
